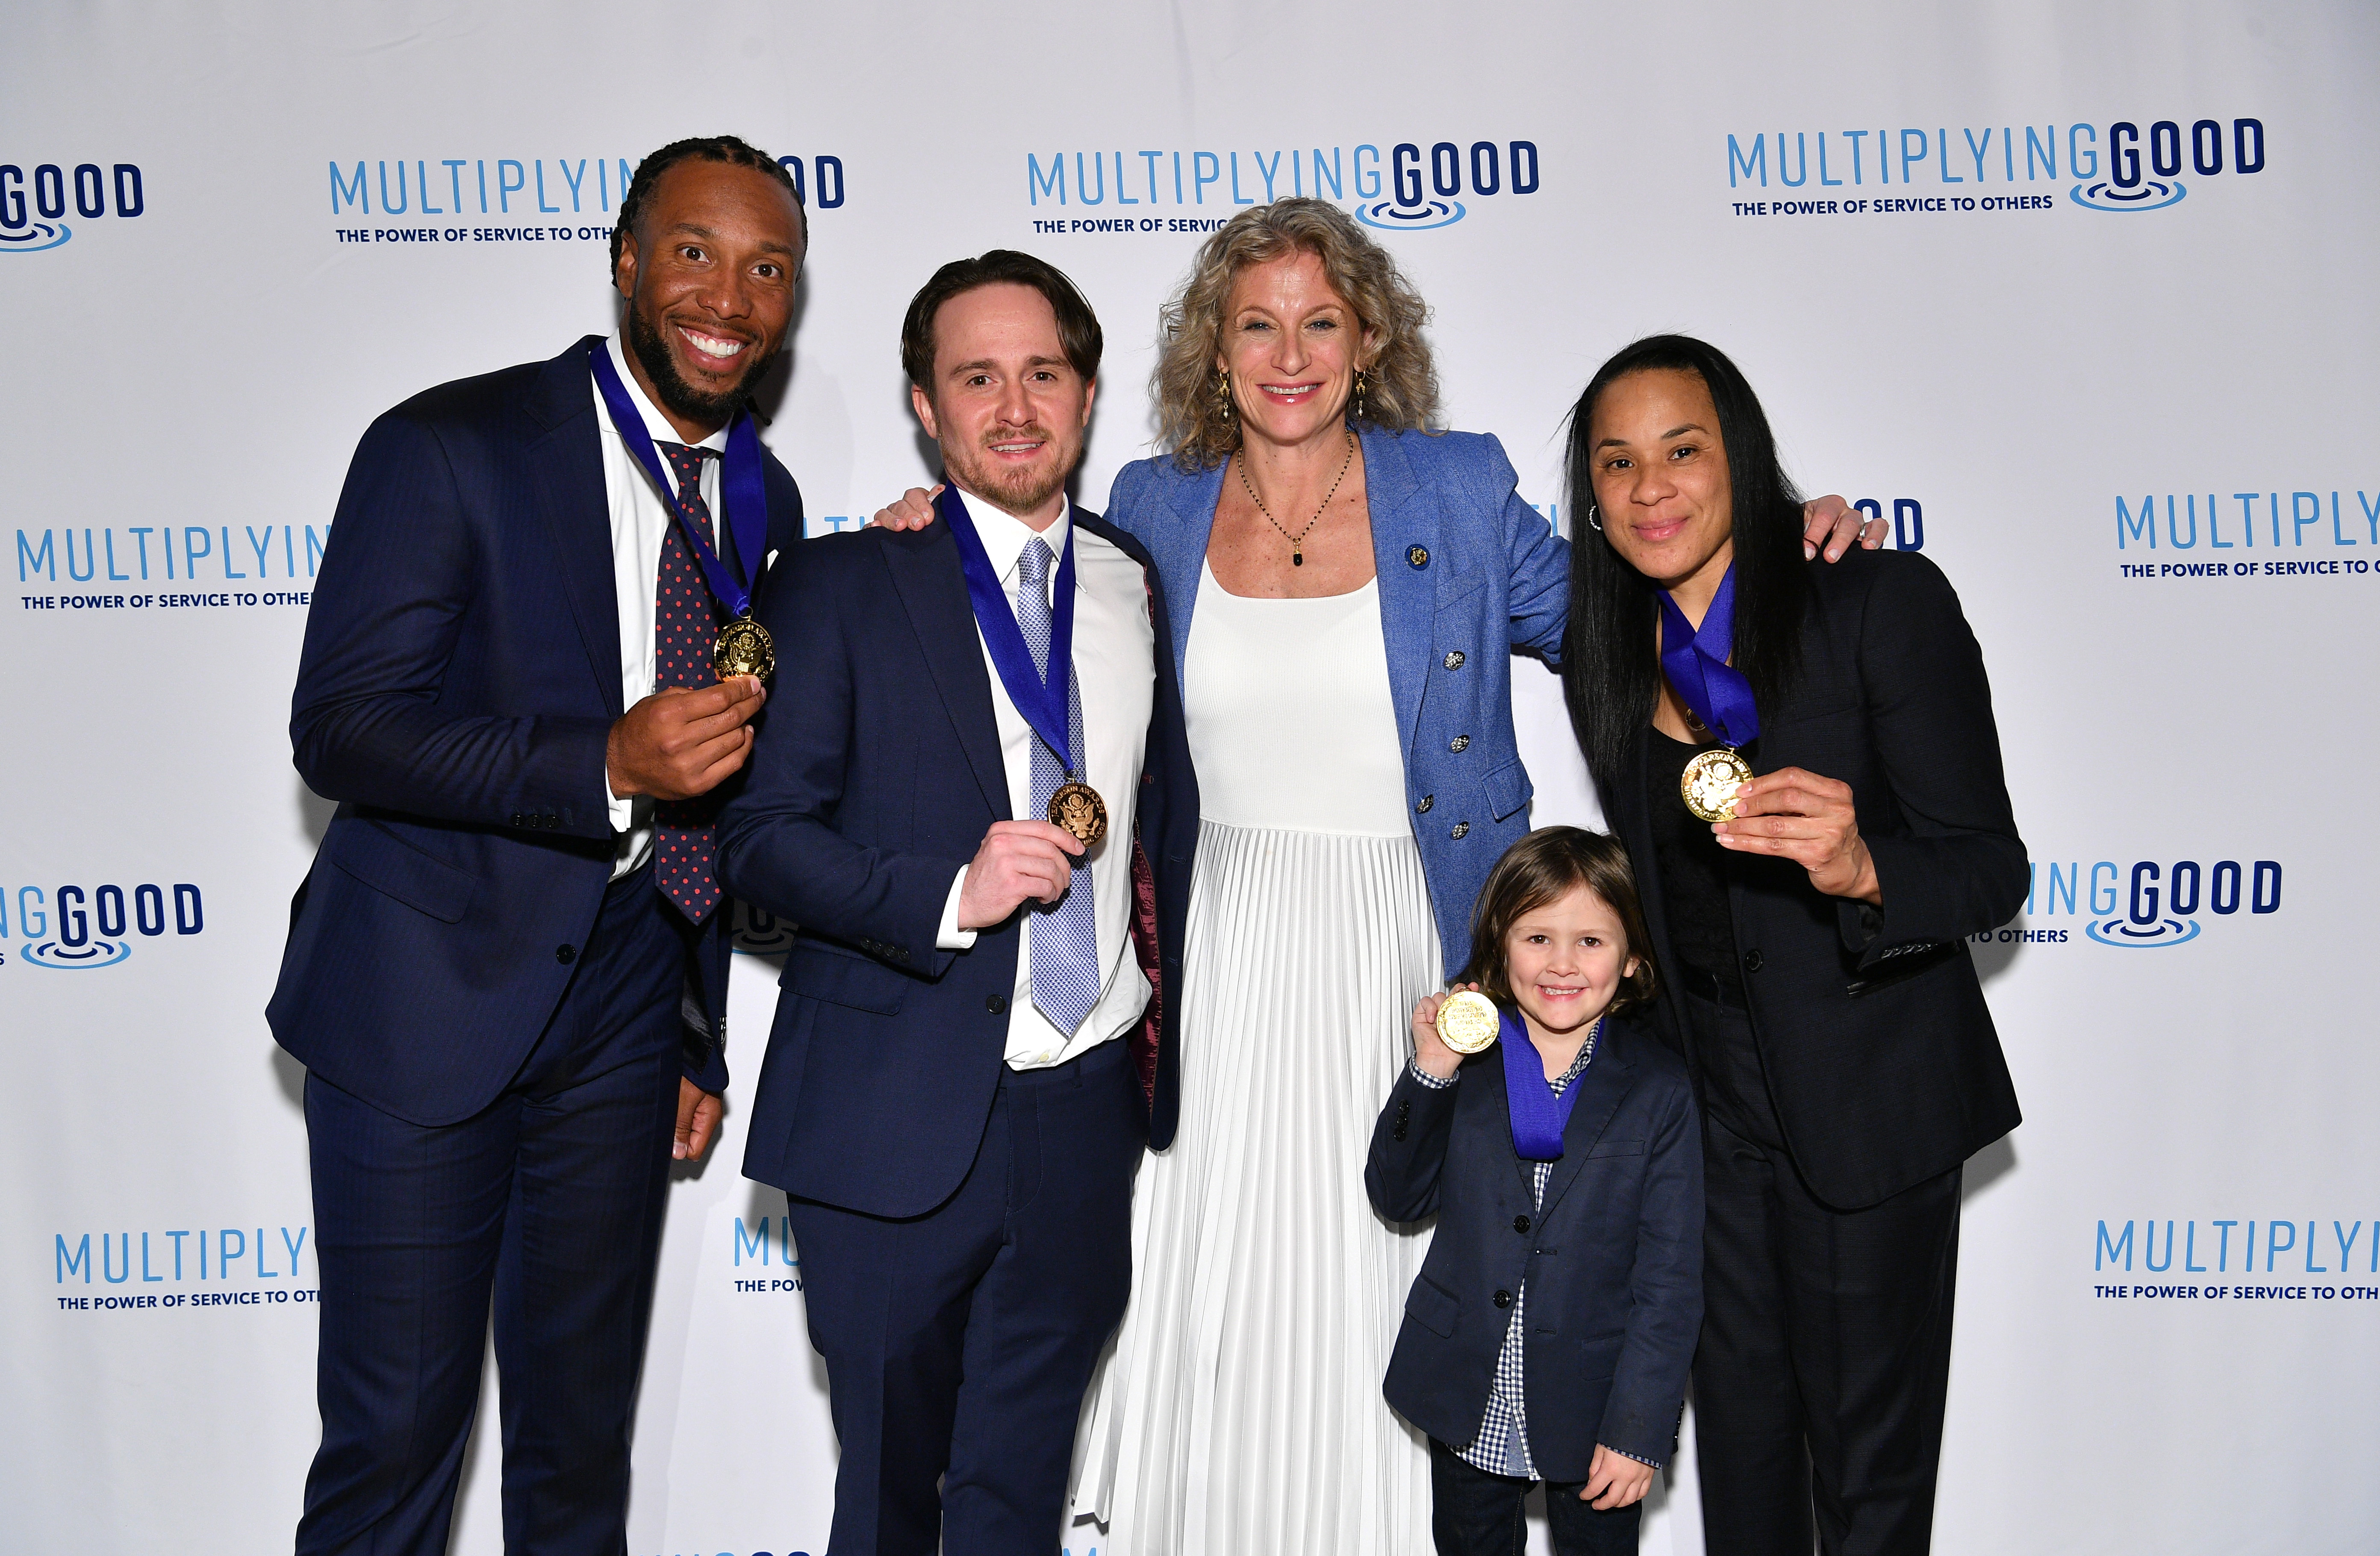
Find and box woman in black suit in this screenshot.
[1558,335,2024,1556]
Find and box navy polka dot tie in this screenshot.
[654,441,725,923]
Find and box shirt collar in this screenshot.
[604,331,730,454]
[1547,1021,1600,1095]
[950,485,1071,584]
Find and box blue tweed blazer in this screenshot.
[1106,427,1569,972]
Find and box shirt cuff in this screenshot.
[1408,1058,1458,1090]
[1609,1446,1664,1470]
[937,867,979,951]
[606,775,635,835]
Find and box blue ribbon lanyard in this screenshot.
[1655,563,1761,749]
[589,342,767,618]
[934,484,1082,776]
[1499,1007,1591,1162]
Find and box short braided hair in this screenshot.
[610,135,806,276]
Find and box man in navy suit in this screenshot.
[717,252,1197,1555]
[268,136,808,1555]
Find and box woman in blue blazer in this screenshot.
[1049,204,1873,1554]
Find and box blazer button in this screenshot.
[986,994,1008,1014]
[1449,734,1470,753]
[1451,822,1470,840]
[1415,795,1434,813]
[1513,1214,1532,1234]
[1744,949,1764,972]
[1393,1125,1408,1142]
[1443,651,1466,670]
[510,813,524,827]
[1492,1288,1513,1308]
[1407,545,1430,569]
[555,944,577,965]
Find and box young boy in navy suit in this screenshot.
[1368,827,1704,1555]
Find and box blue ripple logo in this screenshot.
[2084,917,2201,948]
[2070,180,2186,213]
[23,937,131,968]
[0,221,72,253]
[1357,198,1465,232]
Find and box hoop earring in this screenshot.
[1585,503,1603,532]
[1351,368,1369,424]
[1216,368,1234,422]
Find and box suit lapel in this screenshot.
[1151,461,1225,690]
[881,524,1008,819]
[1535,1037,1640,1221]
[1363,429,1435,760]
[522,337,623,716]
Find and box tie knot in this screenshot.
[1019,535,1056,590]
[657,442,716,486]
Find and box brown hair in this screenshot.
[1152,198,1440,470]
[900,250,1103,393]
[1455,827,1658,1018]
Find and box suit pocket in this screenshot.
[1482,757,1534,823]
[324,821,476,923]
[1845,940,1962,998]
[1405,1272,1461,1338]
[1586,1138,1646,1159]
[781,941,913,1016]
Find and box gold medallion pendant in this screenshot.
[1048,780,1108,847]
[1434,989,1502,1055]
[713,616,776,682]
[1681,746,1755,822]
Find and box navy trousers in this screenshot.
[297,865,692,1556]
[1687,989,1964,1556]
[786,1037,1144,1556]
[1426,1438,1644,1556]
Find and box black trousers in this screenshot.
[298,866,692,1556]
[1427,1438,1642,1556]
[786,1037,1144,1556]
[1686,989,1963,1556]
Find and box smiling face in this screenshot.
[1503,883,1640,1039]
[1216,249,1367,453]
[613,157,806,440]
[1585,367,1737,598]
[910,281,1095,528]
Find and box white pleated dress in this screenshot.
[1071,561,1440,1555]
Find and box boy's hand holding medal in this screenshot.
[1410,982,1492,1080]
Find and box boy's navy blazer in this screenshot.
[718,508,1198,1220]
[267,336,804,1124]
[1366,1014,1703,1478]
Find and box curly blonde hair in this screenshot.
[1154,198,1440,470]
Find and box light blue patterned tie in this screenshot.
[1016,535,1099,1034]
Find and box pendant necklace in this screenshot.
[1238,430,1356,567]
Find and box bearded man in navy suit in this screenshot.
[268,136,807,1556]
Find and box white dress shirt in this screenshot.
[592,331,725,880]
[933,488,1158,1070]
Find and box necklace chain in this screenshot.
[1237,430,1356,566]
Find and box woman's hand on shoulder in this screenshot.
[869,484,943,532]
[1714,769,1883,904]
[1410,984,1472,1080]
[1801,495,1888,562]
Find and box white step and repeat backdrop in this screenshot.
[5,3,2376,1552]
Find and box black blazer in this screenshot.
[717,510,1197,1219]
[1366,1016,1703,1478]
[1604,547,2025,1210]
[268,336,804,1123]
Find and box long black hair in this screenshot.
[1559,335,1808,790]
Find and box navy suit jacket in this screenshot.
[1366,1015,1703,1478]
[1603,548,2025,1210]
[718,508,1198,1220]
[267,336,805,1124]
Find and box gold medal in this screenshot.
[713,616,775,682]
[1047,779,1108,847]
[1681,746,1754,822]
[1434,989,1502,1055]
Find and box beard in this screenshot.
[944,427,1074,517]
[627,304,776,427]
